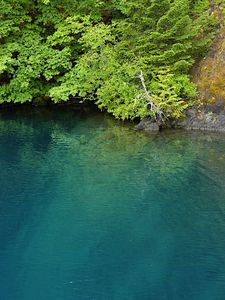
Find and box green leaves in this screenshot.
[79,23,114,50]
[0,0,214,119]
[149,71,191,119]
[48,15,92,46]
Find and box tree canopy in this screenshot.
[0,0,218,119]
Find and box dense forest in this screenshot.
[0,0,223,120]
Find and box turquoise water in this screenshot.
[1,107,225,300]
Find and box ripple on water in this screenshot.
[0,108,225,300]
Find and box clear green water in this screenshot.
[1,107,225,300]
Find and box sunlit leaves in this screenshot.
[0,0,214,119]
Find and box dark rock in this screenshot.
[205,99,224,114]
[178,104,225,132]
[144,122,160,132]
[135,118,160,132]
[32,96,50,106]
[136,102,225,133]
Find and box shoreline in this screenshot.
[1,101,225,133]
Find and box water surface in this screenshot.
[0,107,225,300]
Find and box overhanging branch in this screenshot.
[138,71,163,122]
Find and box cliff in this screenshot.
[193,1,225,105]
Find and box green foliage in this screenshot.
[191,0,210,15]
[0,0,216,119]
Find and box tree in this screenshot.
[0,0,216,120]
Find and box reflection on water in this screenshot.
[0,107,225,300]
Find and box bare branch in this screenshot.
[138,71,164,122]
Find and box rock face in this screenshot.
[136,102,225,133]
[193,3,225,103]
[179,104,225,132]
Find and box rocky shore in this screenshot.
[135,102,225,133]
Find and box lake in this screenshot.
[0,106,225,300]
